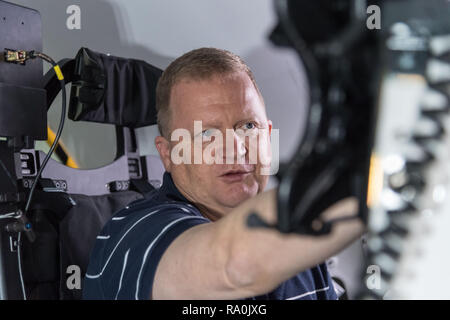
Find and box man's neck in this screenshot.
[193,202,230,222]
[171,177,231,221]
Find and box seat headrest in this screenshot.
[68,47,163,128]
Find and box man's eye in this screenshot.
[202,129,212,137]
[202,129,215,138]
[243,122,256,130]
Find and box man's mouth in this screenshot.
[219,167,254,183]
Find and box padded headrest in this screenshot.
[68,47,163,128]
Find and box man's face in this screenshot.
[155,71,272,220]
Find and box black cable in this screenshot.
[24,53,66,213]
[13,51,66,300]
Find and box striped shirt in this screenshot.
[83,172,337,300]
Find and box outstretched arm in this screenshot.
[152,189,364,299]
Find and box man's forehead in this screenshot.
[171,72,257,103]
[169,72,265,124]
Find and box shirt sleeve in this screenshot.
[85,206,209,300]
[137,214,209,300]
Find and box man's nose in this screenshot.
[222,130,247,163]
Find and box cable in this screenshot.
[0,212,17,220]
[4,50,67,300]
[24,52,66,214]
[16,232,26,300]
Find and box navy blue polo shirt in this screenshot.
[83,172,337,300]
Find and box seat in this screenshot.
[14,48,165,299]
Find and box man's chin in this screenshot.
[219,187,257,208]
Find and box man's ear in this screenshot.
[267,120,273,136]
[155,135,172,172]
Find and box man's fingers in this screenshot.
[320,197,360,222]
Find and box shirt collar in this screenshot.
[159,171,192,204]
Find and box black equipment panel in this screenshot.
[0,1,42,87]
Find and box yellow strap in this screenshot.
[53,65,64,81]
[46,126,79,169]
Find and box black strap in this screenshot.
[130,179,155,198]
[28,188,75,222]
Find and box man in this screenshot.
[83,47,364,300]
